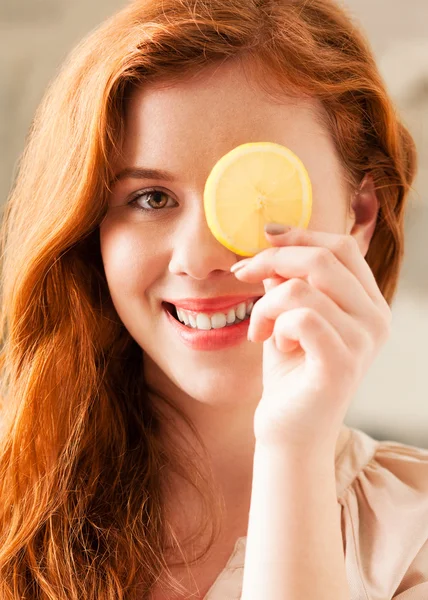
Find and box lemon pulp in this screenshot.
[204,142,312,256]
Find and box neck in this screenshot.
[147,385,350,506]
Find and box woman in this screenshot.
[0,0,427,598]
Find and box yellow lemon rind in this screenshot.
[204,142,312,257]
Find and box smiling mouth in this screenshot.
[162,299,261,331]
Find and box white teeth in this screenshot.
[226,308,236,323]
[235,302,246,320]
[196,313,212,330]
[173,299,258,330]
[211,313,227,329]
[177,309,190,325]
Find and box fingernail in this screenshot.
[230,259,251,273]
[264,223,290,235]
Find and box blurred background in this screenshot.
[0,0,427,447]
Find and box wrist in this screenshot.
[254,437,336,465]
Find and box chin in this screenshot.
[141,332,263,408]
[169,360,262,408]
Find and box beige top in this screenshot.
[203,427,428,600]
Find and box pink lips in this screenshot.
[162,299,256,351]
[163,295,260,314]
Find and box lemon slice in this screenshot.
[204,142,312,256]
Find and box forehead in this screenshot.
[113,58,341,195]
[123,59,327,147]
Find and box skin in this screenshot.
[100,56,387,598]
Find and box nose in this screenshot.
[168,198,239,280]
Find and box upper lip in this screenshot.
[163,295,262,312]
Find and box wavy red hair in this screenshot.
[0,0,417,597]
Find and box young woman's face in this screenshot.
[100,58,356,408]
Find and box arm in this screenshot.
[232,226,392,600]
[241,443,350,600]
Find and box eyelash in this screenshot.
[127,188,177,212]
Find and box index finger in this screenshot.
[239,226,390,313]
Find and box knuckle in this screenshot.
[364,308,392,344]
[350,328,371,353]
[297,307,318,327]
[284,277,308,300]
[313,247,335,269]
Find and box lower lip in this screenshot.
[163,305,251,351]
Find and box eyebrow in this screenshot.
[110,167,176,187]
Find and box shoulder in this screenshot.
[336,427,428,599]
[336,426,428,499]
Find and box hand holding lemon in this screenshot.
[204,142,391,456]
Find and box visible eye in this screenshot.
[127,189,177,212]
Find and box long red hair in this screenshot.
[0,0,417,597]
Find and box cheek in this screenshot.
[99,222,162,301]
[303,145,351,234]
[309,185,350,234]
